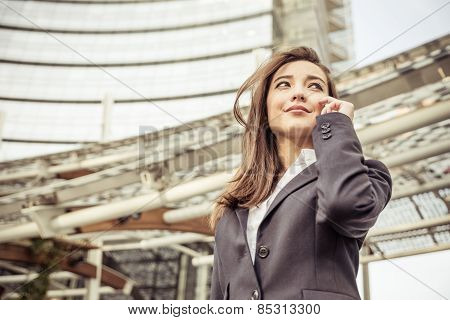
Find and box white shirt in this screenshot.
[246,148,317,264]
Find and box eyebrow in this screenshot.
[273,74,327,85]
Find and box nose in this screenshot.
[290,85,306,102]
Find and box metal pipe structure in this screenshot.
[176,254,189,300]
[361,245,371,300]
[191,255,214,267]
[85,239,103,300]
[1,100,446,183]
[2,130,445,244]
[52,172,232,231]
[357,100,450,145]
[0,127,212,183]
[0,172,233,243]
[383,139,449,168]
[0,262,30,274]
[102,233,213,252]
[0,271,79,284]
[169,244,203,257]
[0,100,448,246]
[192,242,450,267]
[6,286,117,299]
[367,215,450,238]
[0,128,447,243]
[67,230,164,242]
[391,177,450,200]
[0,152,138,182]
[195,253,210,300]
[163,202,213,223]
[192,214,450,267]
[360,243,450,263]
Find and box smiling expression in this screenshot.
[266,60,330,142]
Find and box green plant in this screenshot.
[17,239,66,300]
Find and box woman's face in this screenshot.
[266,60,329,144]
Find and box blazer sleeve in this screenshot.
[210,242,224,299]
[312,112,393,239]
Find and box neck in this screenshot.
[277,135,313,171]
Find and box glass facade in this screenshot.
[0,0,273,159]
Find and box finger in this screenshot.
[319,96,338,103]
[330,101,340,111]
[318,96,332,104]
[326,101,337,112]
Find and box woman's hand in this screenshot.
[319,96,354,121]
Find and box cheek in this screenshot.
[266,93,284,113]
[266,98,283,130]
[266,96,279,119]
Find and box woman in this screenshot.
[209,47,392,300]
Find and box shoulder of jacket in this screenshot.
[214,206,232,234]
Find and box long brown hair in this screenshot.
[209,47,339,231]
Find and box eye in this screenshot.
[275,81,290,88]
[309,82,323,91]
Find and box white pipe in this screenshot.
[86,239,103,300]
[0,223,40,241]
[66,230,163,242]
[194,241,450,267]
[0,153,137,182]
[383,139,449,168]
[0,171,233,243]
[0,129,197,183]
[5,286,116,299]
[368,214,450,238]
[102,233,212,251]
[360,243,450,263]
[358,100,450,145]
[3,100,447,183]
[169,244,203,257]
[195,263,209,300]
[51,171,233,231]
[0,262,30,274]
[163,202,213,223]
[0,161,137,204]
[192,255,214,267]
[0,271,79,284]
[2,129,448,243]
[392,176,450,199]
[0,169,41,182]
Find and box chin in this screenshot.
[285,116,313,128]
[276,124,312,140]
[270,116,313,135]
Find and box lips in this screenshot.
[284,105,311,113]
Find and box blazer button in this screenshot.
[322,132,332,140]
[257,245,269,258]
[250,289,259,300]
[321,127,331,134]
[320,122,330,129]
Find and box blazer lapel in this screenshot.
[263,163,318,222]
[234,163,318,233]
[235,206,249,234]
[234,206,257,270]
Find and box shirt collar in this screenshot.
[293,148,317,167]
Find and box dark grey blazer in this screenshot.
[210,112,392,300]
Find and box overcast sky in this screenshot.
[351,0,450,299]
[352,0,450,66]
